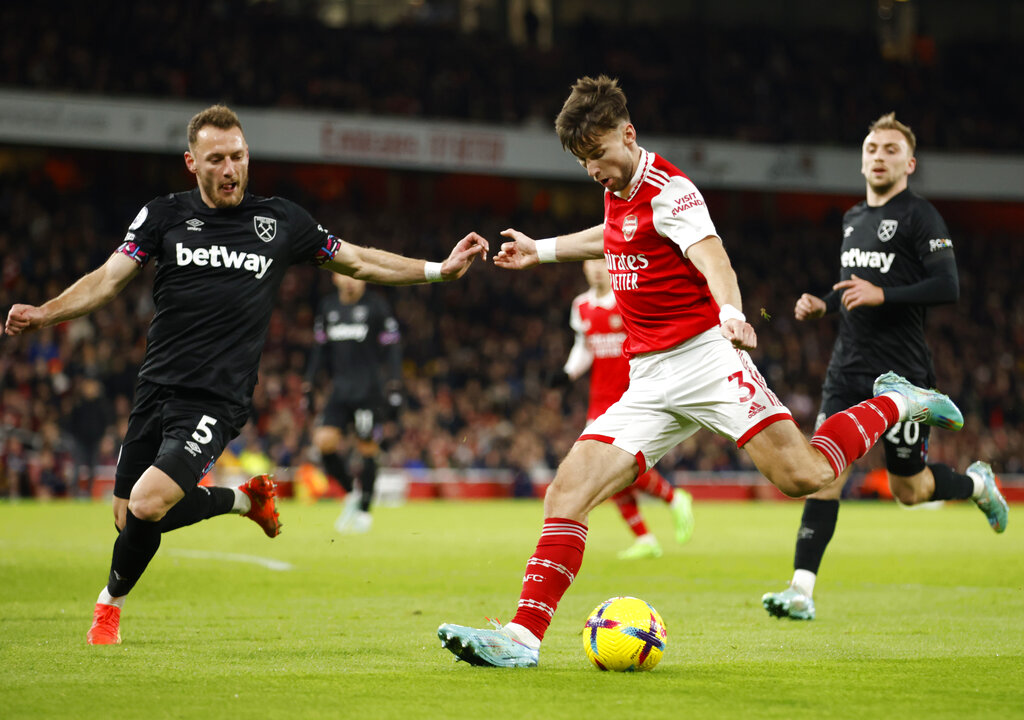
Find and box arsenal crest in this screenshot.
[254,215,277,242]
[877,219,898,242]
[622,215,638,242]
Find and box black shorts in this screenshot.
[114,381,249,498]
[818,374,930,477]
[321,395,381,442]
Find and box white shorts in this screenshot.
[580,328,793,473]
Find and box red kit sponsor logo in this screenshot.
[622,215,638,241]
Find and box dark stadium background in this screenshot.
[1,0,1020,501]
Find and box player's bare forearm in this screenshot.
[326,233,488,285]
[687,236,742,310]
[5,253,138,336]
[687,236,757,350]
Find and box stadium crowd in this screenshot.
[1,155,1020,499]
[1,2,1020,498]
[0,0,1019,153]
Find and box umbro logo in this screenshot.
[185,441,202,457]
[186,218,204,232]
[748,402,765,418]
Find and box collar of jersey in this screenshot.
[188,187,252,214]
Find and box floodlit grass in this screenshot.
[1,498,1022,719]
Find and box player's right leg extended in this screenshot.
[439,440,636,667]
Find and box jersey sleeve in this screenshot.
[650,176,719,257]
[913,199,955,262]
[563,295,593,379]
[116,195,171,266]
[282,199,342,266]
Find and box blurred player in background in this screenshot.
[560,257,694,558]
[761,113,1008,621]
[3,104,488,646]
[305,273,403,534]
[437,76,965,668]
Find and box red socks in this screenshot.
[511,518,587,641]
[611,489,648,537]
[633,468,675,503]
[810,396,899,477]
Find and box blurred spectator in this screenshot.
[65,373,112,499]
[0,149,1020,497]
[0,2,1019,152]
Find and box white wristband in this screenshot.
[718,304,746,324]
[424,261,443,282]
[535,238,558,263]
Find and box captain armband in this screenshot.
[313,234,343,266]
[117,237,149,266]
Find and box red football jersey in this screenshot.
[565,289,629,418]
[603,149,721,356]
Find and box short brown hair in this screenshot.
[868,112,916,155]
[187,105,243,148]
[555,75,630,158]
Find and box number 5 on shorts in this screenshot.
[192,415,219,445]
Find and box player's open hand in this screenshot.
[494,229,539,270]
[441,232,489,280]
[794,293,826,321]
[720,318,757,351]
[833,274,883,311]
[4,304,44,337]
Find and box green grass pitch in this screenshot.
[2,498,1022,719]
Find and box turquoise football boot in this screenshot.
[967,461,1008,533]
[762,586,816,621]
[872,371,964,431]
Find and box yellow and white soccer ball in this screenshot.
[582,596,667,671]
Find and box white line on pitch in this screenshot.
[166,548,294,571]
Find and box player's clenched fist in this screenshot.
[4,304,44,336]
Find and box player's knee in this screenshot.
[314,428,341,454]
[766,465,832,498]
[127,494,170,522]
[890,479,927,505]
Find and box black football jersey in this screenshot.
[307,290,402,404]
[826,188,956,384]
[118,189,336,406]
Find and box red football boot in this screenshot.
[240,474,282,538]
[86,603,122,645]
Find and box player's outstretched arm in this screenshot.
[324,232,488,285]
[687,235,757,351]
[4,252,139,337]
[494,225,605,270]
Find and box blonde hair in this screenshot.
[868,112,916,155]
[187,105,243,148]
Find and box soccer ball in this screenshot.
[582,596,667,671]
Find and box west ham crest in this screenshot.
[877,219,898,242]
[254,215,277,242]
[622,215,638,242]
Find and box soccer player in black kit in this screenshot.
[305,273,403,533]
[762,113,1009,621]
[3,105,488,644]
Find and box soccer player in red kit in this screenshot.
[564,258,694,559]
[437,76,964,667]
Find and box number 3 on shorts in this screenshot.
[192,415,219,445]
[727,371,756,403]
